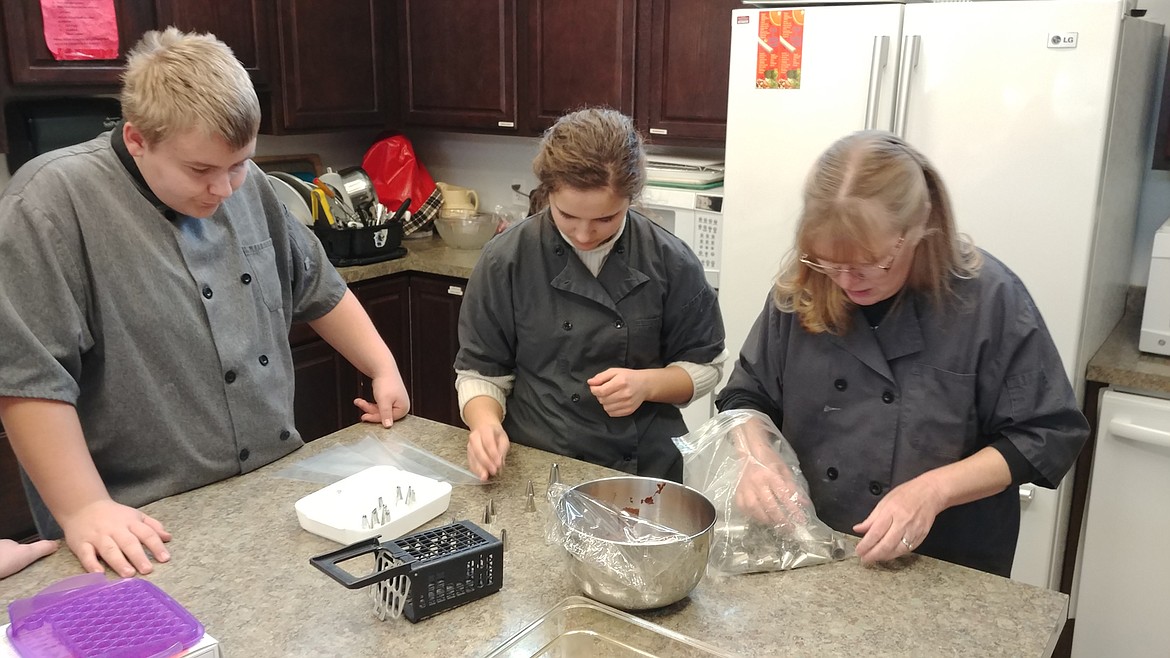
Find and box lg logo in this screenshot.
[1048,32,1079,49]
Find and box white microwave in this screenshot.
[1140,217,1170,355]
[639,185,723,289]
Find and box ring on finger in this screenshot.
[900,536,914,551]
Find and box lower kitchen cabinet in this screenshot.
[290,271,467,439]
[0,429,37,541]
[408,274,467,429]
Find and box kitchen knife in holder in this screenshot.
[311,520,503,623]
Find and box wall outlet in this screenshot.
[511,180,529,207]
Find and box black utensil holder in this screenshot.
[312,222,405,266]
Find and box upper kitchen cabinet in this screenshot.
[271,0,396,131]
[2,0,154,85]
[154,0,272,85]
[398,0,517,131]
[521,0,636,134]
[639,0,738,144]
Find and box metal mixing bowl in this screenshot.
[560,476,717,610]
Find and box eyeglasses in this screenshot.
[800,236,906,280]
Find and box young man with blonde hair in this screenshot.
[0,28,409,577]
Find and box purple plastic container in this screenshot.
[6,574,204,658]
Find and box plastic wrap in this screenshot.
[274,430,484,486]
[546,482,696,594]
[672,410,851,575]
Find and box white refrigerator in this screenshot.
[720,0,1160,590]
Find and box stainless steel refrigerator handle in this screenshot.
[893,34,921,138]
[864,35,890,130]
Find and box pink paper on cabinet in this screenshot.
[40,0,119,61]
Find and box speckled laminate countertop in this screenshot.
[0,418,1068,657]
[1086,290,1170,396]
[336,234,481,283]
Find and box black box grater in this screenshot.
[310,520,503,622]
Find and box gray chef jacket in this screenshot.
[716,252,1088,575]
[455,208,725,481]
[0,131,347,537]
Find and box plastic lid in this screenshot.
[6,574,204,658]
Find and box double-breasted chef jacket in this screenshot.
[455,208,725,481]
[716,251,1089,575]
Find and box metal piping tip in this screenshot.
[548,463,560,486]
[500,528,508,552]
[482,503,493,526]
[486,497,496,519]
[362,514,369,530]
[525,480,535,498]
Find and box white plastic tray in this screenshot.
[294,465,452,545]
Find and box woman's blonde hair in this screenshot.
[533,107,646,200]
[120,27,260,149]
[775,131,982,334]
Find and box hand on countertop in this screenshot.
[467,421,510,481]
[354,373,411,428]
[0,538,59,578]
[852,476,943,565]
[60,499,172,577]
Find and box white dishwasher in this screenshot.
[1072,389,1170,656]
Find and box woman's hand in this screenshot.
[59,499,172,577]
[588,368,652,417]
[735,457,811,527]
[354,373,411,428]
[852,475,945,564]
[467,421,510,481]
[727,419,813,527]
[0,538,59,578]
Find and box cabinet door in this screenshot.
[154,0,271,85]
[2,0,155,85]
[522,0,635,134]
[352,274,413,401]
[0,429,37,541]
[641,0,738,143]
[272,0,395,131]
[408,274,466,428]
[292,339,349,441]
[399,0,517,131]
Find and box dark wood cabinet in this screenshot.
[398,0,517,131]
[408,274,466,428]
[521,0,636,134]
[271,0,396,131]
[154,0,272,85]
[1,429,37,541]
[352,274,413,399]
[395,0,731,142]
[640,0,738,144]
[291,338,353,442]
[1,0,155,86]
[289,272,465,438]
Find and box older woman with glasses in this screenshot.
[715,131,1088,576]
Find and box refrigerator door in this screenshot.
[898,0,1125,589]
[722,5,904,359]
[898,0,1121,382]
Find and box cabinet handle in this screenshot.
[1108,417,1170,448]
[447,285,464,296]
[864,35,890,130]
[1018,484,1035,504]
[649,128,668,135]
[497,121,515,128]
[892,34,921,138]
